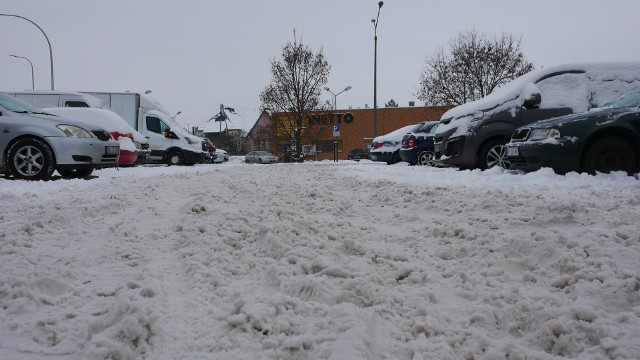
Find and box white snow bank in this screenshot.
[1,161,639,359]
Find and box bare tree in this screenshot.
[260,31,330,162]
[417,29,534,106]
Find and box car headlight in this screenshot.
[529,128,560,141]
[57,124,93,138]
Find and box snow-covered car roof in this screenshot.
[372,124,418,144]
[440,62,640,122]
[43,107,147,143]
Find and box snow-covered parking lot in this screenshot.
[1,159,640,360]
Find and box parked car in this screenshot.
[399,121,438,165]
[0,91,119,180]
[370,124,422,164]
[201,138,218,163]
[506,86,640,175]
[213,148,229,163]
[43,107,150,166]
[434,62,640,170]
[347,148,369,161]
[245,151,278,164]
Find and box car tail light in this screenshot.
[407,136,416,149]
[372,142,383,149]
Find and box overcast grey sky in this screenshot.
[2,0,639,128]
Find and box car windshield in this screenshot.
[256,151,272,156]
[0,92,51,115]
[427,123,439,136]
[602,86,640,108]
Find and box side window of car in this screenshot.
[64,101,89,108]
[146,116,162,134]
[535,71,590,113]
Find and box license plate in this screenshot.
[106,145,119,155]
[506,146,519,157]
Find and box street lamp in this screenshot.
[1,13,54,90]
[10,55,34,90]
[371,1,383,137]
[323,86,352,110]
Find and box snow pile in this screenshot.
[1,161,639,359]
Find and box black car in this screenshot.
[399,121,438,165]
[347,148,369,161]
[506,86,640,175]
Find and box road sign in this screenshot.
[333,125,340,137]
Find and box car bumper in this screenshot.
[46,136,119,169]
[118,149,138,166]
[434,128,477,168]
[506,141,582,174]
[185,150,209,164]
[369,152,394,163]
[399,149,417,163]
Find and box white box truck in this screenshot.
[82,92,208,165]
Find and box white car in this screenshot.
[0,92,119,179]
[44,107,151,166]
[245,151,278,164]
[369,124,419,164]
[213,149,229,163]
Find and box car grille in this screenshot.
[509,156,528,169]
[91,129,112,141]
[511,128,530,141]
[101,154,119,164]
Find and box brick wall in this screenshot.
[272,106,451,161]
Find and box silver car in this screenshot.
[245,151,278,164]
[0,92,119,180]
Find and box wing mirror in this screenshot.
[523,92,541,109]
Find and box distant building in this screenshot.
[268,105,452,161]
[197,105,261,155]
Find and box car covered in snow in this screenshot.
[369,124,421,164]
[43,107,150,166]
[506,86,640,175]
[399,121,438,166]
[434,62,640,170]
[0,91,119,180]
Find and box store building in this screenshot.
[267,105,451,161]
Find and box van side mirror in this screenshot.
[523,92,541,109]
[164,129,178,139]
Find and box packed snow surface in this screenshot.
[1,159,640,359]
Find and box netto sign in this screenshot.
[307,112,354,125]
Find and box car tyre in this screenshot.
[7,138,55,180]
[582,137,638,175]
[478,138,510,170]
[166,150,185,166]
[417,151,435,166]
[258,158,263,164]
[58,168,94,178]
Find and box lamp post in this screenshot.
[371,1,383,138]
[10,55,34,90]
[1,14,54,90]
[323,86,352,110]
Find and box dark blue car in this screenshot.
[399,121,438,165]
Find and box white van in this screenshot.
[82,92,207,165]
[6,90,105,109]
